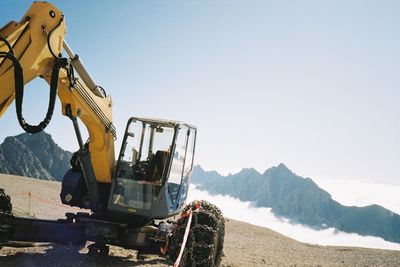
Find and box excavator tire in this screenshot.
[0,188,12,214]
[0,188,12,247]
[168,200,225,267]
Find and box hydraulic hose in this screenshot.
[14,57,64,134]
[0,51,61,134]
[0,36,14,55]
[0,17,67,134]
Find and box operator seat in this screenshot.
[146,150,169,182]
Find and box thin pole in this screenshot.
[28,191,31,216]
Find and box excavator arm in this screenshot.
[0,2,115,183]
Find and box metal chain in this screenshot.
[169,201,225,267]
[0,188,12,244]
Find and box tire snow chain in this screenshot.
[170,201,221,267]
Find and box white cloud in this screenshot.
[311,177,400,215]
[187,185,400,251]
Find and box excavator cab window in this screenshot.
[109,117,196,216]
[116,120,173,181]
[168,126,196,202]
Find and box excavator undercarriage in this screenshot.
[0,190,225,265]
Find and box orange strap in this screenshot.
[173,202,202,267]
[174,210,193,267]
[10,191,80,209]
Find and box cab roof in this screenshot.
[130,116,197,130]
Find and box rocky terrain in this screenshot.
[0,132,72,181]
[193,164,400,244]
[0,174,400,266]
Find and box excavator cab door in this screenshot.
[107,117,196,220]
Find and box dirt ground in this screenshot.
[1,174,400,266]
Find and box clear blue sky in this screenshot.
[1,0,398,183]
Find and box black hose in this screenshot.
[98,86,107,97]
[47,16,64,59]
[0,16,67,134]
[0,52,24,120]
[15,58,64,134]
[0,51,64,134]
[0,36,14,55]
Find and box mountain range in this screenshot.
[0,132,399,244]
[192,164,400,244]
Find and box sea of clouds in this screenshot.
[311,177,400,215]
[187,181,400,251]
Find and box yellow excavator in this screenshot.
[0,2,224,266]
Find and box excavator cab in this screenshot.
[108,117,197,219]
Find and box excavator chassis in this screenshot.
[0,190,226,266]
[0,211,173,256]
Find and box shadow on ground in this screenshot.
[0,243,170,267]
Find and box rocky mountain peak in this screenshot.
[0,132,72,181]
[236,167,260,177]
[263,163,293,177]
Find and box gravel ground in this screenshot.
[1,174,400,266]
[222,219,400,267]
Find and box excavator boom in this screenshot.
[0,2,115,183]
